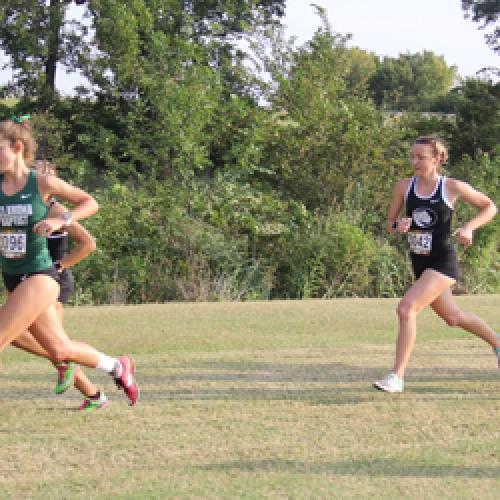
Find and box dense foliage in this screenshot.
[0,1,498,303]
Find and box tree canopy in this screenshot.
[0,1,497,302]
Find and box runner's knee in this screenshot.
[397,300,417,320]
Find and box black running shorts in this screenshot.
[2,266,62,298]
[410,246,460,281]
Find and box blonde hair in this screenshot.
[414,135,448,165]
[0,119,37,164]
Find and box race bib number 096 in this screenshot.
[408,231,432,255]
[0,231,27,259]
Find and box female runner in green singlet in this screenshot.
[0,118,139,405]
[11,160,107,409]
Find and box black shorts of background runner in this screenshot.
[57,268,75,304]
[410,246,460,280]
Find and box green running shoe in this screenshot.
[54,362,77,394]
[79,392,108,411]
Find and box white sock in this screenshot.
[96,353,120,375]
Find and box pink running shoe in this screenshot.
[114,355,140,406]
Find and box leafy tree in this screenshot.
[368,51,457,111]
[462,0,500,53]
[72,1,286,180]
[341,47,378,96]
[0,0,285,104]
[182,0,285,40]
[256,11,402,218]
[0,1,89,107]
[448,78,499,162]
[1,1,497,301]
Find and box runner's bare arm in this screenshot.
[34,174,98,235]
[48,201,97,269]
[447,178,497,246]
[387,179,412,233]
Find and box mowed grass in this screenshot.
[0,296,499,499]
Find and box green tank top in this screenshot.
[0,170,53,274]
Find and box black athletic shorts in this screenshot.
[2,266,63,299]
[410,246,460,281]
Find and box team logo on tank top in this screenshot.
[412,207,438,229]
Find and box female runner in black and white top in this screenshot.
[374,136,498,393]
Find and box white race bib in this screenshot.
[0,230,27,259]
[408,231,432,255]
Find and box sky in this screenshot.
[1,0,498,94]
[285,0,498,78]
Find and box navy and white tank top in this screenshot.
[405,176,454,256]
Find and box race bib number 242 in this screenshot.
[408,231,432,255]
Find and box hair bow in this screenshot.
[11,114,31,123]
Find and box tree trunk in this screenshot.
[41,0,65,109]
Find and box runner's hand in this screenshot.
[395,217,412,233]
[33,217,64,237]
[453,227,473,247]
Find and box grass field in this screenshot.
[0,296,499,499]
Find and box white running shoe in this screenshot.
[373,372,404,393]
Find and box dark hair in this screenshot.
[0,119,37,164]
[414,135,448,165]
[33,159,57,175]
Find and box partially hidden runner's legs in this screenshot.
[55,301,107,402]
[0,275,138,405]
[13,329,108,409]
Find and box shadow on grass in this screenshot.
[142,360,499,384]
[143,361,383,383]
[142,386,499,405]
[197,458,500,478]
[1,360,498,404]
[140,360,499,403]
[146,387,380,405]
